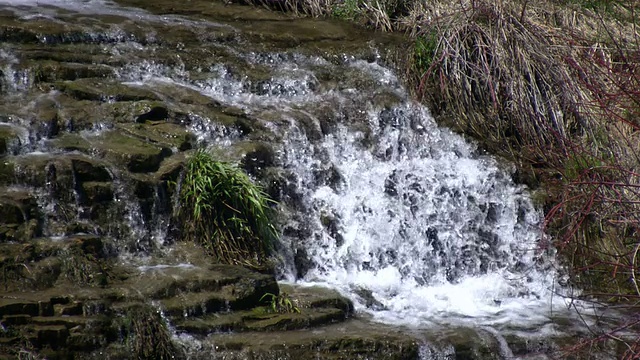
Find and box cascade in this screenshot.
[273,64,561,328]
[0,0,608,358]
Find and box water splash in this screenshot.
[278,84,563,329]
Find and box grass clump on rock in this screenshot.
[120,304,179,360]
[176,149,278,266]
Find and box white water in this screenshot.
[279,101,567,329]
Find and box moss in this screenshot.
[51,134,92,152]
[94,131,172,173]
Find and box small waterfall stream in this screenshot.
[280,104,557,327]
[0,0,605,358]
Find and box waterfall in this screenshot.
[113,46,565,328]
[272,61,563,329]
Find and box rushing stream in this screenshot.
[0,0,610,358]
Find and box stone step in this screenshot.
[174,307,347,334]
[160,291,232,318]
[197,318,422,360]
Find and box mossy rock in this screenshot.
[71,156,112,183]
[79,182,113,204]
[116,122,195,151]
[49,133,92,153]
[245,307,346,331]
[205,319,421,360]
[0,191,39,238]
[154,153,187,183]
[280,284,353,314]
[55,78,160,102]
[121,262,278,301]
[31,61,114,83]
[98,131,172,173]
[12,153,106,186]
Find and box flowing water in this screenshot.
[0,0,607,358]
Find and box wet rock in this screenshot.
[0,195,29,224]
[56,302,83,316]
[0,125,21,156]
[384,170,398,197]
[50,133,92,152]
[354,288,386,311]
[67,235,106,258]
[92,131,173,173]
[13,154,71,187]
[280,284,353,315]
[293,247,312,279]
[27,257,63,290]
[66,332,102,351]
[135,106,169,123]
[261,167,301,205]
[0,299,40,317]
[174,284,353,334]
[32,62,114,83]
[34,324,69,349]
[55,78,160,102]
[241,142,274,176]
[117,122,195,151]
[244,308,346,332]
[0,160,15,185]
[1,314,31,326]
[155,153,186,183]
[320,213,344,247]
[205,319,421,360]
[80,182,113,204]
[71,157,112,183]
[0,191,40,242]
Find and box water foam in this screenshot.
[280,101,566,329]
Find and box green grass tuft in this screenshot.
[177,149,278,266]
